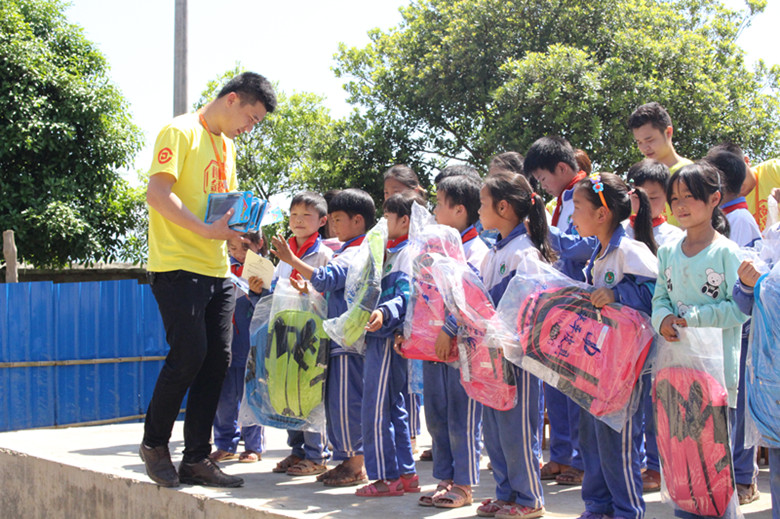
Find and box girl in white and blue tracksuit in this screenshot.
[570,173,659,519]
[475,174,556,518]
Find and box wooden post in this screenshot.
[3,230,18,283]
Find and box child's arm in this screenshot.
[548,226,599,263]
[611,275,656,315]
[309,262,349,294]
[733,259,761,316]
[270,235,316,280]
[651,249,678,338]
[371,274,411,338]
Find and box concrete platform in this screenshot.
[0,420,773,518]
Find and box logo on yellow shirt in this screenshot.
[158,148,172,164]
[203,160,225,193]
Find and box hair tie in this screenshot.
[589,173,609,210]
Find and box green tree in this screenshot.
[334,0,780,175]
[0,0,144,267]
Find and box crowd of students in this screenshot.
[142,74,779,519]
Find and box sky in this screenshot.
[63,0,780,181]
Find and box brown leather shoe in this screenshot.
[139,443,179,487]
[178,457,244,487]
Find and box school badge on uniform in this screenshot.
[604,271,615,284]
[499,263,507,275]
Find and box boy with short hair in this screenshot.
[266,191,333,476]
[705,146,763,505]
[356,190,424,497]
[626,159,684,248]
[273,188,375,487]
[524,136,597,486]
[415,171,487,507]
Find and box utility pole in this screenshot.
[173,0,187,116]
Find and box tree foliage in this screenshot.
[0,0,144,267]
[334,0,780,174]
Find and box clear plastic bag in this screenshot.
[238,281,328,432]
[323,218,388,354]
[653,327,742,518]
[428,255,517,411]
[745,263,780,449]
[492,257,654,431]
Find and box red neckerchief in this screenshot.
[288,233,319,280]
[722,200,749,215]
[387,234,408,250]
[551,170,587,227]
[629,214,667,228]
[335,235,365,257]
[461,227,479,243]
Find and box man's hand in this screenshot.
[659,314,687,342]
[590,287,616,308]
[738,259,762,288]
[365,309,384,332]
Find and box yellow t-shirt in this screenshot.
[745,158,780,231]
[662,157,693,228]
[147,112,238,277]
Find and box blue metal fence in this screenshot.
[0,279,168,432]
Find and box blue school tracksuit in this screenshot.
[272,236,332,464]
[581,226,657,519]
[213,258,265,454]
[724,198,763,489]
[547,204,598,472]
[481,223,545,509]
[424,226,488,486]
[362,236,416,481]
[310,235,366,462]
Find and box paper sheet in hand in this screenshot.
[242,250,274,288]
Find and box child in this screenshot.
[570,172,659,519]
[210,232,266,464]
[274,188,376,487]
[266,191,333,476]
[524,136,595,486]
[355,190,424,497]
[652,162,749,519]
[733,259,779,515]
[705,146,762,504]
[626,159,683,492]
[475,173,554,519]
[383,165,424,453]
[413,172,487,508]
[626,159,684,249]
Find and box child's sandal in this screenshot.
[355,478,405,497]
[400,472,420,493]
[433,485,473,508]
[418,481,452,506]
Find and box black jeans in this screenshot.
[143,270,235,463]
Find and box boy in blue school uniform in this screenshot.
[525,137,598,486]
[706,146,762,505]
[274,188,376,487]
[356,190,425,497]
[267,191,333,476]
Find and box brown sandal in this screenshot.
[540,460,569,480]
[433,484,473,508]
[287,458,328,476]
[322,464,369,487]
[556,467,584,485]
[272,454,302,473]
[419,481,452,507]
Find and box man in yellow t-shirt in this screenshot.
[139,72,276,489]
[741,157,780,231]
[628,102,692,229]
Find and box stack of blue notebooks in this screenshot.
[204,191,268,232]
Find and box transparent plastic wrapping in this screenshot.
[400,203,465,362]
[323,219,388,354]
[408,358,424,395]
[745,263,780,449]
[238,281,328,432]
[429,255,517,411]
[653,327,742,518]
[767,194,779,229]
[492,258,654,431]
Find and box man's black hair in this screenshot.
[434,164,482,185]
[437,175,481,226]
[290,191,327,218]
[704,148,746,195]
[383,191,426,219]
[627,102,672,134]
[523,136,578,174]
[217,72,277,113]
[627,159,671,190]
[329,188,376,228]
